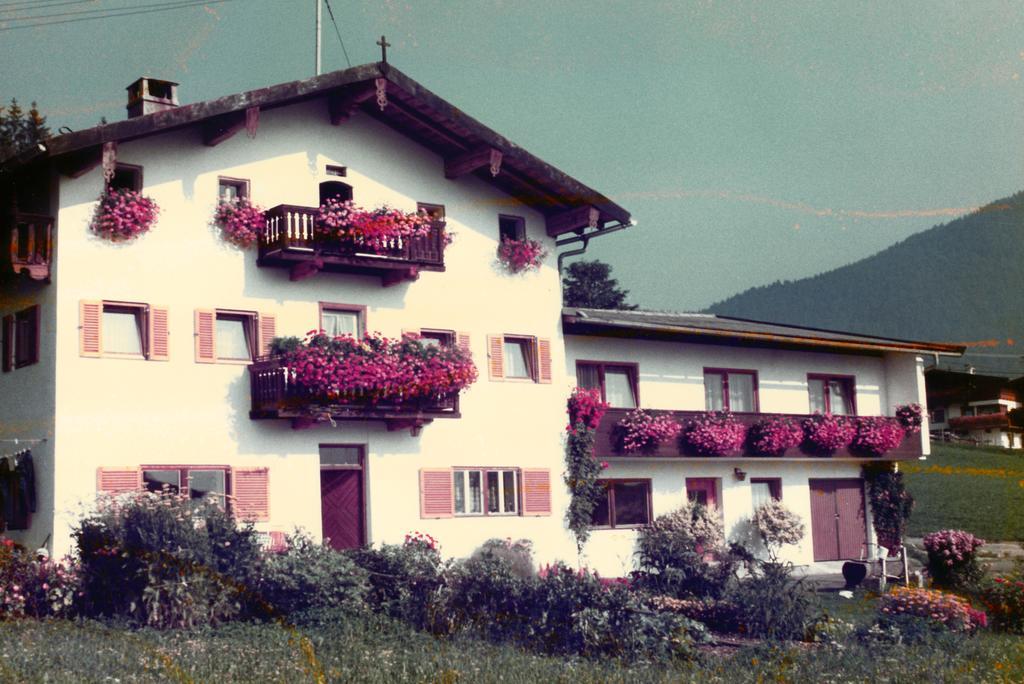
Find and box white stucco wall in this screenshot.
[47,100,575,559]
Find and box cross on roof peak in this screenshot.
[377,35,391,64]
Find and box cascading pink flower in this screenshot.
[90,189,159,242]
[314,199,432,254]
[681,411,747,456]
[748,416,804,456]
[497,237,546,273]
[566,387,609,434]
[802,413,857,454]
[851,416,906,456]
[213,198,265,247]
[614,408,682,454]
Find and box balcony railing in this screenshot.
[7,213,53,281]
[948,413,1011,430]
[593,408,923,460]
[256,204,446,285]
[249,356,460,434]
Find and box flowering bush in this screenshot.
[633,504,734,599]
[90,188,159,241]
[497,237,546,274]
[566,387,608,434]
[864,462,914,554]
[878,586,985,632]
[895,403,924,434]
[315,199,431,253]
[612,408,682,454]
[404,531,439,552]
[213,197,265,247]
[801,413,856,455]
[752,500,805,560]
[281,331,477,404]
[748,416,804,456]
[979,572,1024,633]
[923,529,986,589]
[850,416,906,456]
[680,411,747,456]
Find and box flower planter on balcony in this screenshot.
[256,204,446,285]
[948,413,1011,430]
[593,408,923,460]
[7,213,53,281]
[249,355,461,434]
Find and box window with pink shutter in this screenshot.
[233,467,270,522]
[521,469,552,516]
[419,469,454,518]
[96,468,141,496]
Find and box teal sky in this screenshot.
[3,0,1022,311]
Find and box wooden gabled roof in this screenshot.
[7,63,631,237]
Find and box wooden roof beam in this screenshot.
[202,108,256,146]
[444,146,503,179]
[545,205,602,236]
[56,146,101,178]
[328,87,377,125]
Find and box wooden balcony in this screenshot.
[256,204,446,285]
[249,356,460,434]
[948,413,1011,430]
[7,213,53,281]
[594,408,923,460]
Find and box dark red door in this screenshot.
[809,478,867,561]
[321,469,365,550]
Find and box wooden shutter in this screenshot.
[521,469,552,516]
[79,300,102,358]
[96,467,141,495]
[1,314,11,372]
[25,305,39,366]
[233,467,270,522]
[419,468,454,518]
[487,335,504,380]
[194,309,216,363]
[456,331,471,357]
[148,305,170,361]
[537,337,552,384]
[258,313,276,358]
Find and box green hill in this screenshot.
[707,191,1024,374]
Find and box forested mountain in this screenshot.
[707,191,1024,375]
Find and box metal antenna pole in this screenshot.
[315,0,322,75]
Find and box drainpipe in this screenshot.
[555,220,633,273]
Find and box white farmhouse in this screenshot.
[0,63,962,573]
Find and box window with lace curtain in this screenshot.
[576,362,638,408]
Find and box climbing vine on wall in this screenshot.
[564,388,609,552]
[863,461,915,554]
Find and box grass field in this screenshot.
[1,614,1023,683]
[904,443,1024,541]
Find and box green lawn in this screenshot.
[904,443,1024,541]
[1,615,1023,683]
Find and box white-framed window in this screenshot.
[453,468,518,516]
[103,303,147,356]
[503,336,534,379]
[319,304,364,338]
[215,311,256,361]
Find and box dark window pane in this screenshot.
[453,471,466,514]
[144,470,180,494]
[319,446,361,466]
[502,471,517,513]
[189,470,225,501]
[591,483,611,526]
[486,471,500,513]
[499,216,525,242]
[613,481,649,526]
[576,364,600,390]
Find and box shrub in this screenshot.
[863,462,914,553]
[751,500,805,560]
[923,529,985,590]
[649,595,742,633]
[851,416,906,456]
[895,403,924,433]
[748,416,804,456]
[727,561,820,640]
[0,539,80,620]
[90,188,159,241]
[469,538,534,579]
[346,536,445,630]
[442,549,532,641]
[257,534,368,622]
[979,572,1024,633]
[633,503,735,599]
[878,586,985,633]
[612,409,682,454]
[802,413,856,455]
[680,411,747,456]
[497,237,546,273]
[213,197,265,247]
[73,491,263,628]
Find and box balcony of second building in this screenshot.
[6,212,53,282]
[592,407,924,460]
[256,203,447,286]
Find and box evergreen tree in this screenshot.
[0,99,50,161]
[562,260,637,310]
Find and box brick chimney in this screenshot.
[126,77,179,118]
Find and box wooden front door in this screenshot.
[808,478,867,561]
[320,469,365,550]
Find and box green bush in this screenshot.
[727,561,821,640]
[73,491,262,628]
[442,550,532,640]
[257,534,368,623]
[632,504,738,598]
[346,537,445,630]
[0,538,79,619]
[468,538,534,578]
[979,569,1024,633]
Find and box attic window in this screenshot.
[325,165,347,177]
[109,164,142,192]
[218,177,249,201]
[499,215,525,242]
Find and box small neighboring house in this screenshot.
[0,62,963,574]
[925,368,1024,449]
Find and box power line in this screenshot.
[0,0,233,31]
[0,0,97,12]
[1,0,227,23]
[323,0,351,68]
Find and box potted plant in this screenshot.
[90,188,159,242]
[497,236,546,274]
[213,197,265,248]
